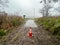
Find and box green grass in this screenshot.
[35,17,60,39]
[0,29,6,36]
[0,15,24,37]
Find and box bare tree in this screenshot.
[40,0,60,17]
[0,0,8,12]
[39,8,45,17]
[40,0,52,17]
[53,0,58,3]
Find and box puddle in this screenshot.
[24,20,37,28]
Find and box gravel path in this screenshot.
[0,20,59,45]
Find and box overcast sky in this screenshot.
[1,0,60,18]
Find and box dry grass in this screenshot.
[35,16,60,39]
[0,13,24,36]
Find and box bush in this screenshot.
[0,13,24,37]
[0,29,6,36]
[53,26,60,35]
[0,14,24,30]
[36,17,60,39]
[11,16,23,26]
[12,18,19,26]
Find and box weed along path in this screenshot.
[0,20,59,45]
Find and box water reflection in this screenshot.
[24,20,37,27]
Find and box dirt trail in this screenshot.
[0,20,59,45]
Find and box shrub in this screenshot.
[0,14,24,30]
[0,13,24,36]
[36,17,60,39]
[0,29,6,36]
[12,18,19,26]
[11,17,23,26]
[53,26,60,35]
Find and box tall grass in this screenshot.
[35,16,60,39]
[0,13,24,36]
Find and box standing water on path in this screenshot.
[24,20,37,27]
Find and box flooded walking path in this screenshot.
[24,20,37,27]
[0,20,59,45]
